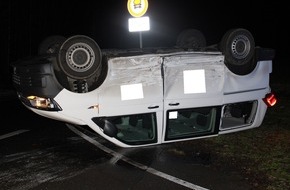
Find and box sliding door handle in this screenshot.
[148,105,159,109]
[169,103,180,106]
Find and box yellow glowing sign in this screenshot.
[127,0,148,17]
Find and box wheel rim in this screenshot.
[66,42,95,73]
[231,34,251,59]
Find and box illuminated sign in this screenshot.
[128,16,150,32]
[127,0,148,17]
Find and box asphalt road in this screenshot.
[0,97,252,190]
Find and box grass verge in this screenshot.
[185,83,290,190]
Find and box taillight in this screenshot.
[263,92,277,107]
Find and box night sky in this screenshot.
[1,0,289,86]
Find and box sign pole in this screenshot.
[127,0,149,49]
[139,32,143,49]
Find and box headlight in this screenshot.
[19,94,62,111]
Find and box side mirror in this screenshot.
[92,118,118,137]
[103,119,118,137]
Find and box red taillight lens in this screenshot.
[263,92,277,107]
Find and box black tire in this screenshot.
[58,35,102,80]
[38,35,66,54]
[176,29,206,49]
[219,28,256,75]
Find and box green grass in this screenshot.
[180,83,290,190]
[205,125,290,190]
[204,85,290,190]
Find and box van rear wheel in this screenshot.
[219,28,256,75]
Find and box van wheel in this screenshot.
[38,35,66,54]
[219,28,256,75]
[176,29,206,49]
[57,35,102,80]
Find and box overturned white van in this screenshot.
[12,28,277,147]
